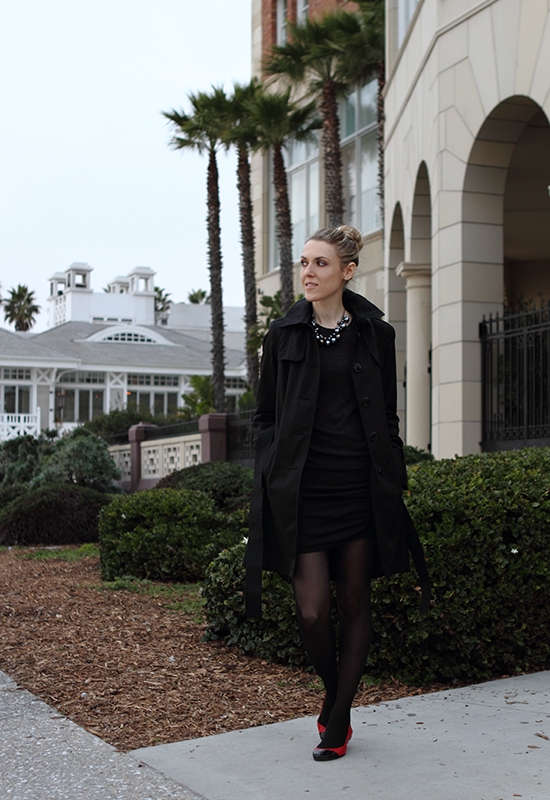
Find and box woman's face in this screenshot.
[300,240,356,304]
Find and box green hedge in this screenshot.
[99,488,246,582]
[0,484,112,546]
[203,448,550,684]
[155,462,253,512]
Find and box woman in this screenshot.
[245,225,429,761]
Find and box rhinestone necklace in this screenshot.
[311,311,350,345]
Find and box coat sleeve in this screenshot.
[252,321,278,442]
[380,324,407,488]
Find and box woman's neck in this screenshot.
[311,297,348,328]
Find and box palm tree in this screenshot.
[224,79,261,397]
[247,86,320,313]
[266,8,382,228]
[2,285,41,331]
[356,0,386,227]
[188,288,210,304]
[163,87,231,412]
[154,286,171,313]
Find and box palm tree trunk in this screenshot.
[206,148,226,412]
[237,142,260,397]
[320,80,344,228]
[377,58,385,232]
[272,144,294,314]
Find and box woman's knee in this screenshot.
[337,587,370,621]
[296,602,331,632]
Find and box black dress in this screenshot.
[298,319,375,553]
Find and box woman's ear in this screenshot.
[344,261,357,282]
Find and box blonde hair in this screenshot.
[306,225,364,269]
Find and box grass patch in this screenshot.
[16,543,100,561]
[99,576,205,621]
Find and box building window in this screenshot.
[340,78,380,235]
[277,0,288,44]
[127,374,179,387]
[103,331,154,343]
[57,371,105,384]
[3,385,31,414]
[398,0,420,47]
[269,134,320,271]
[297,0,309,24]
[55,388,104,423]
[127,390,179,416]
[2,368,31,380]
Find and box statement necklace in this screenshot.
[311,311,350,345]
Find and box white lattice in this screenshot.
[36,368,55,384]
[119,449,132,479]
[107,372,126,387]
[142,447,160,477]
[163,445,182,474]
[0,412,41,442]
[185,441,201,467]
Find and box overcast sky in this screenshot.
[0,0,252,332]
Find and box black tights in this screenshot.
[292,537,374,748]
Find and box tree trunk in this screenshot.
[377,58,385,232]
[206,148,226,412]
[272,144,295,314]
[237,142,260,397]
[320,80,344,228]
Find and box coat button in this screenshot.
[362,397,371,407]
[370,432,379,442]
[353,363,362,373]
[377,467,384,476]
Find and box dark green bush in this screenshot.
[403,444,434,465]
[202,448,550,684]
[34,428,120,492]
[156,462,253,512]
[99,488,246,582]
[0,435,55,488]
[202,542,305,665]
[0,484,111,546]
[0,483,28,511]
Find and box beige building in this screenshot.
[252,0,550,459]
[385,0,550,458]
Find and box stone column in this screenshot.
[396,262,432,452]
[199,413,227,463]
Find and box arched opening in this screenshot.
[387,203,406,434]
[462,96,550,451]
[398,163,432,451]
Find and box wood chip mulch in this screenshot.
[0,549,451,752]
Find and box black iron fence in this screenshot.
[226,409,254,467]
[480,305,550,450]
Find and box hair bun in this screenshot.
[337,225,364,253]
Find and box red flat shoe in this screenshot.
[312,726,352,762]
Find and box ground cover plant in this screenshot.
[203,448,550,684]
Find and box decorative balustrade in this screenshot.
[0,411,41,441]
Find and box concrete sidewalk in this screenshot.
[2,669,549,800]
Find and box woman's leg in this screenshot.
[320,536,375,748]
[292,550,338,727]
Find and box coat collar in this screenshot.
[278,289,384,328]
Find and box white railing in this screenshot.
[141,433,202,479]
[0,410,41,441]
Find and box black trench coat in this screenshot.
[244,289,430,617]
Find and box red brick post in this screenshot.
[199,413,227,463]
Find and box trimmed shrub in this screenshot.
[403,444,434,466]
[0,435,55,488]
[202,448,550,684]
[34,428,120,492]
[156,462,253,512]
[202,542,305,665]
[0,483,28,511]
[0,484,112,546]
[99,488,246,582]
